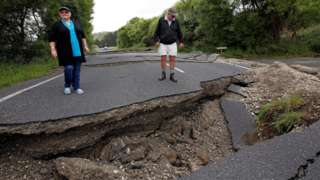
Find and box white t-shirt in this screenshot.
[165,16,174,27]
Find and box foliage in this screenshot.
[273,112,304,134]
[95,32,117,48]
[115,0,320,56]
[296,0,320,27]
[117,17,156,48]
[193,0,234,48]
[175,0,199,46]
[298,25,320,54]
[0,0,94,63]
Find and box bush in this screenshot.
[308,36,320,53]
[257,96,305,137]
[0,0,94,64]
[117,17,153,48]
[273,112,304,134]
[298,24,320,53]
[223,39,313,59]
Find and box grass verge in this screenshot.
[0,59,58,90]
[223,42,316,60]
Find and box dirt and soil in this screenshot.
[0,99,233,180]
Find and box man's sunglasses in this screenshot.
[59,11,70,14]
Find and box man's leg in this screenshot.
[158,55,167,81]
[169,43,178,83]
[169,55,177,83]
[158,43,167,81]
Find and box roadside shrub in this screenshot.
[273,112,304,134]
[298,25,320,53]
[257,96,305,138]
[310,41,320,53]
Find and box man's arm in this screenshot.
[154,19,161,46]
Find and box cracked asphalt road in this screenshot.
[180,120,320,180]
[0,53,244,125]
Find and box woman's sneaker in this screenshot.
[75,89,84,95]
[64,87,71,95]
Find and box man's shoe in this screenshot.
[64,88,71,95]
[170,73,178,83]
[75,89,84,95]
[158,71,166,81]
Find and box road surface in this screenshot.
[0,53,244,125]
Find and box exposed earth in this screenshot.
[236,61,320,137]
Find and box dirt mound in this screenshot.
[241,62,320,123]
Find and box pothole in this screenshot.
[0,77,239,180]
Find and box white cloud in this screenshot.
[93,0,179,33]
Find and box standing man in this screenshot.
[49,6,90,95]
[154,8,184,83]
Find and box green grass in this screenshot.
[0,59,58,89]
[222,25,320,59]
[298,24,320,37]
[223,41,315,60]
[257,96,305,137]
[272,112,304,134]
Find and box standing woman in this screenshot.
[49,6,90,95]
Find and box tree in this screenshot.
[194,0,234,50]
[0,0,94,63]
[117,17,153,48]
[113,0,319,55]
[95,32,117,48]
[175,0,199,46]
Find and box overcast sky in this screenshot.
[93,0,179,33]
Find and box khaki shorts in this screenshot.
[159,43,177,56]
